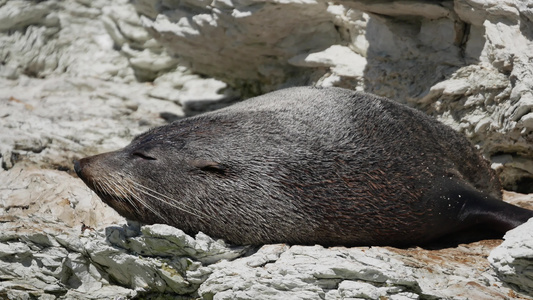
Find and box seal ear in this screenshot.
[190,159,227,175]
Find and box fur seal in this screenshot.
[74,86,533,246]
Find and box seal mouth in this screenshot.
[93,190,144,221]
[81,176,136,211]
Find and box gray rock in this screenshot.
[489,218,533,295]
[134,0,340,91]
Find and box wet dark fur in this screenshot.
[75,87,533,246]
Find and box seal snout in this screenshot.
[74,156,98,182]
[73,160,82,178]
[74,158,92,183]
[74,152,116,181]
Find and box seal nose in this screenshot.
[74,160,83,178]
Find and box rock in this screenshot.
[0,0,54,31]
[489,217,533,295]
[151,70,238,115]
[134,0,340,91]
[0,166,125,229]
[347,1,451,19]
[0,76,168,172]
[198,237,526,299]
[107,223,248,264]
[288,45,367,79]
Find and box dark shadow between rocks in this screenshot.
[519,13,533,42]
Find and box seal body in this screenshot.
[75,87,533,246]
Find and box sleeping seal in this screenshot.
[74,86,533,246]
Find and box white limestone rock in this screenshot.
[0,216,135,299]
[107,223,248,264]
[0,166,125,229]
[288,45,367,78]
[0,75,172,171]
[134,0,340,90]
[489,218,533,295]
[198,240,519,299]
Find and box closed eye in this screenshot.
[133,152,157,160]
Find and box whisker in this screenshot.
[129,180,210,220]
[93,175,146,218]
[94,181,105,195]
[136,187,208,220]
[117,177,169,222]
[107,175,142,214]
[130,191,169,222]
[90,172,210,221]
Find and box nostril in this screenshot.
[74,160,80,172]
[74,160,82,177]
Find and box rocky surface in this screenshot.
[1,0,533,299]
[490,218,533,297]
